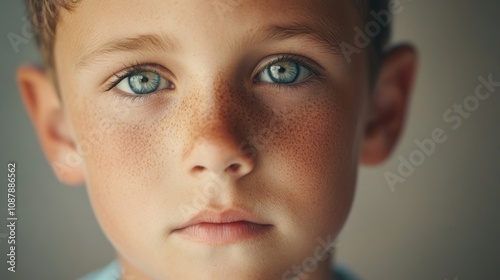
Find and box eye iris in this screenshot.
[128,72,161,94]
[268,61,300,84]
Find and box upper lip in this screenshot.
[173,208,271,231]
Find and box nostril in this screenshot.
[228,163,240,172]
[193,165,205,173]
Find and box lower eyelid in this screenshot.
[111,90,161,104]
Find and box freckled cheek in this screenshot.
[83,124,179,253]
[272,102,358,231]
[68,97,171,183]
[69,105,176,236]
[90,123,170,189]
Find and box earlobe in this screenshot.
[17,65,84,186]
[361,44,418,166]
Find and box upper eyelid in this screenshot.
[255,55,321,77]
[105,65,167,92]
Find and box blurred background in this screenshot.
[0,0,499,279]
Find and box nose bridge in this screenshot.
[181,76,255,179]
[201,85,241,135]
[189,75,245,144]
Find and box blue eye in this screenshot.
[115,71,173,95]
[257,59,312,84]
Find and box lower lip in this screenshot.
[174,222,272,244]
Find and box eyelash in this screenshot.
[104,55,321,100]
[254,54,322,91]
[104,62,164,103]
[104,62,161,92]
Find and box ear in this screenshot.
[361,44,418,165]
[17,65,84,185]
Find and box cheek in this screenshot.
[65,97,178,248]
[264,87,363,237]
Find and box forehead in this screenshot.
[55,0,361,65]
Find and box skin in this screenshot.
[17,0,417,279]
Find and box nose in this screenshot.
[186,138,254,178]
[181,86,255,180]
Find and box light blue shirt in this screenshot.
[78,260,359,280]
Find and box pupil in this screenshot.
[140,76,149,83]
[278,66,286,74]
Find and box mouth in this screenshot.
[172,209,273,244]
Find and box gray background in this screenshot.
[1,0,499,279]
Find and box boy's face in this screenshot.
[19,0,416,279]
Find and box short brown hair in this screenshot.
[26,0,390,77]
[25,0,80,69]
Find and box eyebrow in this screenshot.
[76,33,179,69]
[262,20,344,56]
[75,19,344,70]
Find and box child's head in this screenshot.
[18,0,417,279]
